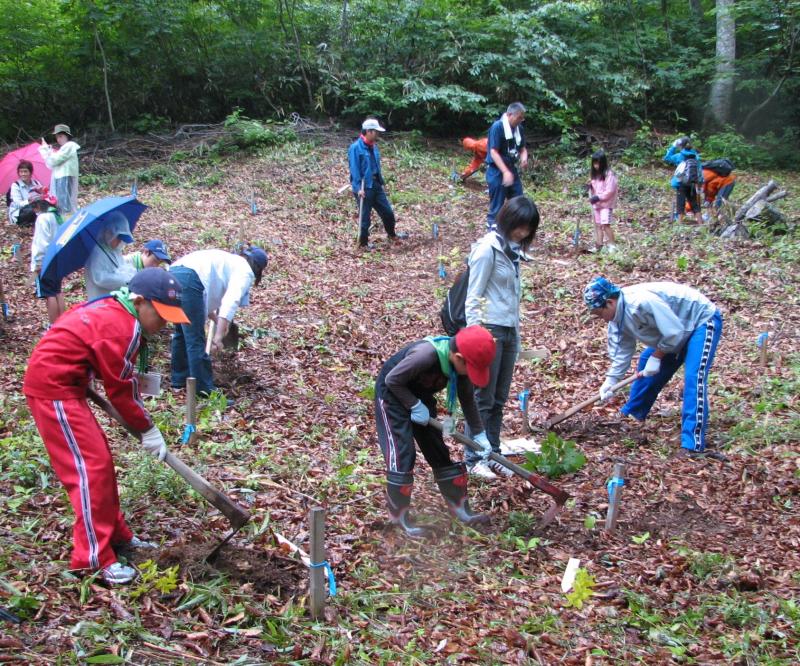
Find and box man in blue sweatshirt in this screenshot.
[584,277,723,456]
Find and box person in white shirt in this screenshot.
[584,277,723,456]
[8,159,44,225]
[39,124,80,218]
[169,246,268,396]
[84,213,137,300]
[29,197,65,323]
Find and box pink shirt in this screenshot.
[590,170,618,209]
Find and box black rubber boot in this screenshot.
[434,464,490,526]
[386,471,435,539]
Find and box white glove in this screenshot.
[599,378,616,403]
[410,400,430,425]
[141,426,167,461]
[473,432,492,458]
[642,356,661,377]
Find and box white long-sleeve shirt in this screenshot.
[30,211,60,272]
[38,141,80,179]
[9,179,42,223]
[605,282,717,382]
[171,249,254,321]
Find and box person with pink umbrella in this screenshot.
[39,124,80,218]
[7,159,44,225]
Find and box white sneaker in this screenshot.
[128,536,158,549]
[606,243,617,253]
[469,461,498,480]
[101,562,137,584]
[488,460,514,478]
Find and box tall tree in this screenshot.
[706,0,736,128]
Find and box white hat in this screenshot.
[362,118,386,132]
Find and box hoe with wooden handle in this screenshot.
[545,373,640,429]
[428,418,569,532]
[87,388,250,563]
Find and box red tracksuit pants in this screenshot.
[26,397,132,571]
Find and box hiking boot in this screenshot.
[468,461,498,480]
[101,562,137,585]
[435,464,490,526]
[488,460,514,478]
[357,242,376,252]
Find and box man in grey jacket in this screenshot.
[584,277,723,455]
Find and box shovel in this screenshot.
[545,373,640,429]
[87,388,251,562]
[428,418,569,532]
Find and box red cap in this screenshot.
[455,325,496,387]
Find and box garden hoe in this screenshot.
[428,418,569,532]
[87,388,251,563]
[545,373,640,429]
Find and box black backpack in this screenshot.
[702,158,734,177]
[676,156,700,185]
[439,250,496,335]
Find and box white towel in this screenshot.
[501,113,522,147]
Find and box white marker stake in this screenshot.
[561,557,581,593]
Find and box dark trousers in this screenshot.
[355,185,396,245]
[677,183,700,214]
[486,166,522,229]
[465,324,519,464]
[169,266,215,395]
[375,388,452,476]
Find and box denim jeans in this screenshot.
[465,324,519,465]
[486,166,523,229]
[355,185,396,245]
[622,311,723,451]
[169,266,215,395]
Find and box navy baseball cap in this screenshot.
[143,239,172,263]
[244,247,268,272]
[129,268,189,324]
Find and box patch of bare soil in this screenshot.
[157,535,305,596]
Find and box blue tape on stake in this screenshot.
[432,223,439,240]
[757,332,769,348]
[250,199,258,215]
[438,263,447,279]
[181,424,196,445]
[518,389,530,413]
[309,560,337,596]
[607,476,625,502]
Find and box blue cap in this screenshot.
[143,239,171,263]
[244,247,268,272]
[129,268,189,324]
[583,276,620,309]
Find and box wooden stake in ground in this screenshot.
[183,377,198,445]
[605,462,626,531]
[758,332,770,368]
[309,507,327,619]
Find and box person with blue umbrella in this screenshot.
[84,212,138,300]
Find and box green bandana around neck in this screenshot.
[111,286,148,373]
[424,335,457,414]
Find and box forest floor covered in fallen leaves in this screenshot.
[1,130,799,665]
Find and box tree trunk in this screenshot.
[94,26,115,133]
[706,0,736,129]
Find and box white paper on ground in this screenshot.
[500,437,541,455]
[561,557,581,593]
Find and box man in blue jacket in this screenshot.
[584,277,723,457]
[348,118,405,250]
[485,102,529,229]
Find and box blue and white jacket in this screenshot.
[664,146,702,189]
[605,282,717,382]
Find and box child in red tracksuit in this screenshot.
[375,325,496,538]
[23,268,189,584]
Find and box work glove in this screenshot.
[599,377,616,403]
[642,355,661,377]
[589,195,600,204]
[410,400,430,425]
[473,432,492,459]
[141,426,168,461]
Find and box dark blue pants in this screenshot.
[355,185,396,245]
[486,166,522,229]
[715,183,735,208]
[621,311,723,451]
[464,324,519,464]
[169,266,215,395]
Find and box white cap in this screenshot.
[362,118,386,132]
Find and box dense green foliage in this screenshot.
[0,0,797,142]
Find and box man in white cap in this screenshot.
[347,117,407,250]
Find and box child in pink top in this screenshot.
[588,150,618,253]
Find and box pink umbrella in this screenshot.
[0,142,52,194]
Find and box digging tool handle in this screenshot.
[205,319,216,355]
[546,373,639,429]
[87,388,250,529]
[428,419,569,504]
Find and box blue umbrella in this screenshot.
[40,195,147,283]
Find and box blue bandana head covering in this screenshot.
[583,276,620,309]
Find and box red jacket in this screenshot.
[23,298,153,432]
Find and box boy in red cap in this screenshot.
[374,325,497,538]
[23,268,190,584]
